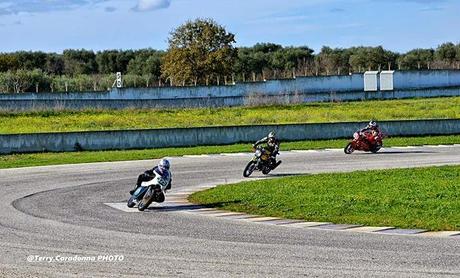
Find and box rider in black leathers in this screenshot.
[129,159,172,195]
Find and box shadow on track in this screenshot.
[354,150,435,155]
[267,173,310,177]
[143,204,207,212]
[243,173,307,179]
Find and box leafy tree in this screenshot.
[435,43,457,65]
[0,54,19,72]
[15,51,47,71]
[3,70,33,93]
[162,18,237,86]
[96,50,120,74]
[63,49,97,75]
[347,46,397,72]
[252,43,283,53]
[398,48,434,70]
[45,54,65,75]
[127,50,164,78]
[457,43,460,60]
[316,46,349,75]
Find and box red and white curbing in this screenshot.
[115,184,460,238]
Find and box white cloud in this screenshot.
[132,0,171,12]
[0,0,107,15]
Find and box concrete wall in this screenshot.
[0,87,459,110]
[1,70,459,110]
[1,119,459,154]
[394,70,460,89]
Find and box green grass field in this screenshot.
[189,165,460,231]
[1,135,459,169]
[0,96,459,134]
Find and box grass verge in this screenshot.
[0,96,459,134]
[189,165,460,231]
[0,135,459,169]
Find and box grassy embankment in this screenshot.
[189,165,460,231]
[0,96,458,134]
[1,135,459,169]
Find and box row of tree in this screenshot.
[0,19,460,91]
[0,49,164,77]
[2,44,457,77]
[0,70,163,93]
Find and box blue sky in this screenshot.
[0,0,458,53]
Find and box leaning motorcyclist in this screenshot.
[359,121,382,146]
[129,159,172,195]
[252,131,281,167]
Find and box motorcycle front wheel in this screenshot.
[243,161,257,177]
[127,196,136,208]
[138,188,154,211]
[344,143,354,154]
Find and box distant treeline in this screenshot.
[0,42,459,93]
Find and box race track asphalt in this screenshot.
[1,145,460,277]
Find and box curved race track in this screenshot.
[1,146,460,277]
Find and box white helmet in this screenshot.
[158,159,170,171]
[268,131,276,139]
[368,121,377,128]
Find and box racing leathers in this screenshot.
[253,137,280,167]
[130,166,172,195]
[359,125,382,147]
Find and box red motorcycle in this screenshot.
[344,130,383,154]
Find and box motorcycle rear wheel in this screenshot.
[344,143,354,154]
[371,145,381,153]
[243,161,256,177]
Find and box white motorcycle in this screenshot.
[127,171,171,211]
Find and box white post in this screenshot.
[116,72,123,88]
